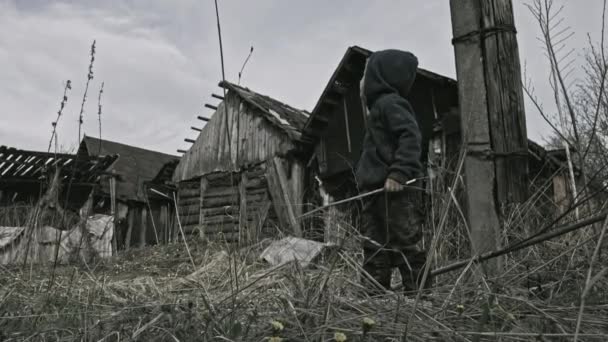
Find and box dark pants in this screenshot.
[361,190,430,292]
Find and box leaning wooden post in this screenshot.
[109,175,118,254]
[450,0,529,274]
[140,207,148,247]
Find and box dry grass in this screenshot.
[1,222,607,342]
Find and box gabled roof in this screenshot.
[79,136,178,202]
[302,45,456,143]
[220,81,309,140]
[0,145,117,185]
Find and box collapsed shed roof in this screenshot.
[79,136,178,202]
[219,81,309,141]
[0,145,117,186]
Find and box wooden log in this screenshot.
[201,215,239,225]
[198,116,210,122]
[205,186,239,198]
[185,138,196,144]
[178,197,201,206]
[205,104,218,110]
[204,193,265,207]
[179,187,201,198]
[202,224,239,235]
[191,126,202,132]
[212,93,224,100]
[177,149,187,154]
[245,177,266,189]
[201,205,239,216]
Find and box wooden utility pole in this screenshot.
[450,0,529,273]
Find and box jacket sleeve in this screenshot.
[382,98,422,184]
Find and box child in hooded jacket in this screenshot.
[356,49,431,293]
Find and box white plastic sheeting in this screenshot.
[260,237,334,268]
[0,214,114,265]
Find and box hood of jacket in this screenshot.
[363,49,418,108]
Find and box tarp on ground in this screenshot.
[260,236,334,268]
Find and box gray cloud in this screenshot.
[0,0,604,155]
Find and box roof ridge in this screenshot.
[220,81,309,115]
[83,135,179,158]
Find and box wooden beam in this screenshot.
[212,93,224,100]
[177,149,187,154]
[191,126,202,132]
[184,138,196,143]
[198,116,210,122]
[205,104,218,110]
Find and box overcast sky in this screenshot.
[0,0,605,155]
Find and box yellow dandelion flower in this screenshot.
[270,320,284,332]
[334,332,347,342]
[362,317,376,332]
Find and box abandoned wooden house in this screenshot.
[0,145,119,264]
[301,46,584,219]
[172,81,310,243]
[78,136,179,249]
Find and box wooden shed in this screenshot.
[172,82,310,243]
[78,136,179,249]
[301,45,585,221]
